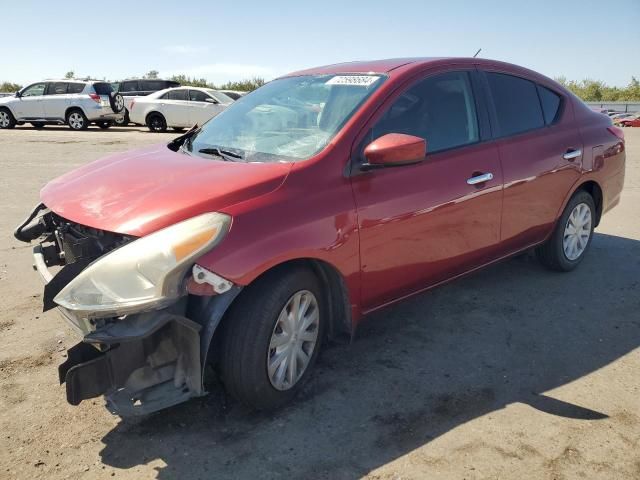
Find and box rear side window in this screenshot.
[142,80,166,91]
[49,82,68,95]
[372,71,479,153]
[120,81,138,93]
[93,82,113,95]
[537,85,561,125]
[167,89,188,100]
[487,72,544,137]
[68,83,85,94]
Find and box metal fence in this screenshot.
[585,101,640,113]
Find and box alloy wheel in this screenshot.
[563,202,592,261]
[0,111,9,128]
[69,112,84,129]
[267,290,320,391]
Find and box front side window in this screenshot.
[21,83,46,97]
[189,90,211,102]
[487,72,544,136]
[371,71,479,153]
[186,74,385,162]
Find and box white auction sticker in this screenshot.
[326,75,380,87]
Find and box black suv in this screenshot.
[111,79,180,125]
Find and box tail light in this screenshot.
[89,93,101,104]
[607,126,624,141]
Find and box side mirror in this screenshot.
[361,133,426,171]
[205,98,217,104]
[15,91,21,98]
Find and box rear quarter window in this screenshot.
[93,82,113,95]
[486,72,544,137]
[537,85,562,125]
[67,83,85,94]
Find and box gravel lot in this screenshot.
[0,124,638,480]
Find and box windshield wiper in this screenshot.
[198,147,243,162]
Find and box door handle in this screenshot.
[467,172,494,185]
[563,149,582,161]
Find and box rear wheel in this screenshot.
[0,108,16,129]
[114,110,129,126]
[66,109,88,130]
[147,113,167,132]
[536,190,595,271]
[30,122,45,129]
[219,267,325,410]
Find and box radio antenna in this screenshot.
[473,48,482,58]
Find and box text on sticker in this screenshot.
[326,75,380,87]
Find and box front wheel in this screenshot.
[0,108,16,129]
[219,267,325,410]
[147,113,167,132]
[536,190,595,271]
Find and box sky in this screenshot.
[1,0,638,87]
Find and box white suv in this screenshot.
[0,80,125,130]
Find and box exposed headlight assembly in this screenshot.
[54,213,231,318]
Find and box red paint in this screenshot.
[363,133,426,166]
[40,58,626,324]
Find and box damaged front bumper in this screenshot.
[21,205,241,416]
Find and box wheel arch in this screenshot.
[575,180,603,226]
[0,104,17,117]
[64,105,87,120]
[195,256,353,369]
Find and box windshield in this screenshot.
[186,74,385,162]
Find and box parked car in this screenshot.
[0,80,124,130]
[218,90,247,100]
[128,86,233,132]
[610,113,635,121]
[111,79,180,125]
[616,113,640,127]
[14,58,625,417]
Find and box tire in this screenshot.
[97,121,112,129]
[109,92,125,114]
[219,267,325,410]
[536,190,596,272]
[147,113,167,132]
[66,109,88,130]
[114,110,129,126]
[31,122,45,129]
[0,108,16,129]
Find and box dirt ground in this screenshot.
[0,124,638,480]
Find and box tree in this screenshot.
[0,82,22,92]
[64,71,75,79]
[144,70,159,79]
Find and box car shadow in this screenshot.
[98,232,640,478]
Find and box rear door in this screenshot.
[43,82,70,119]
[159,89,192,126]
[481,71,583,252]
[352,69,503,309]
[188,89,224,125]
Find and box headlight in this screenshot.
[54,212,231,318]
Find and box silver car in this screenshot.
[0,80,125,130]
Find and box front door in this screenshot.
[189,89,225,125]
[351,70,503,310]
[15,83,46,119]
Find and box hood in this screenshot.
[41,144,292,236]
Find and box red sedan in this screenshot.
[618,114,640,127]
[15,58,626,416]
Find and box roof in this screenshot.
[284,58,440,76]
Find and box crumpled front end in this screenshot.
[15,204,240,416]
